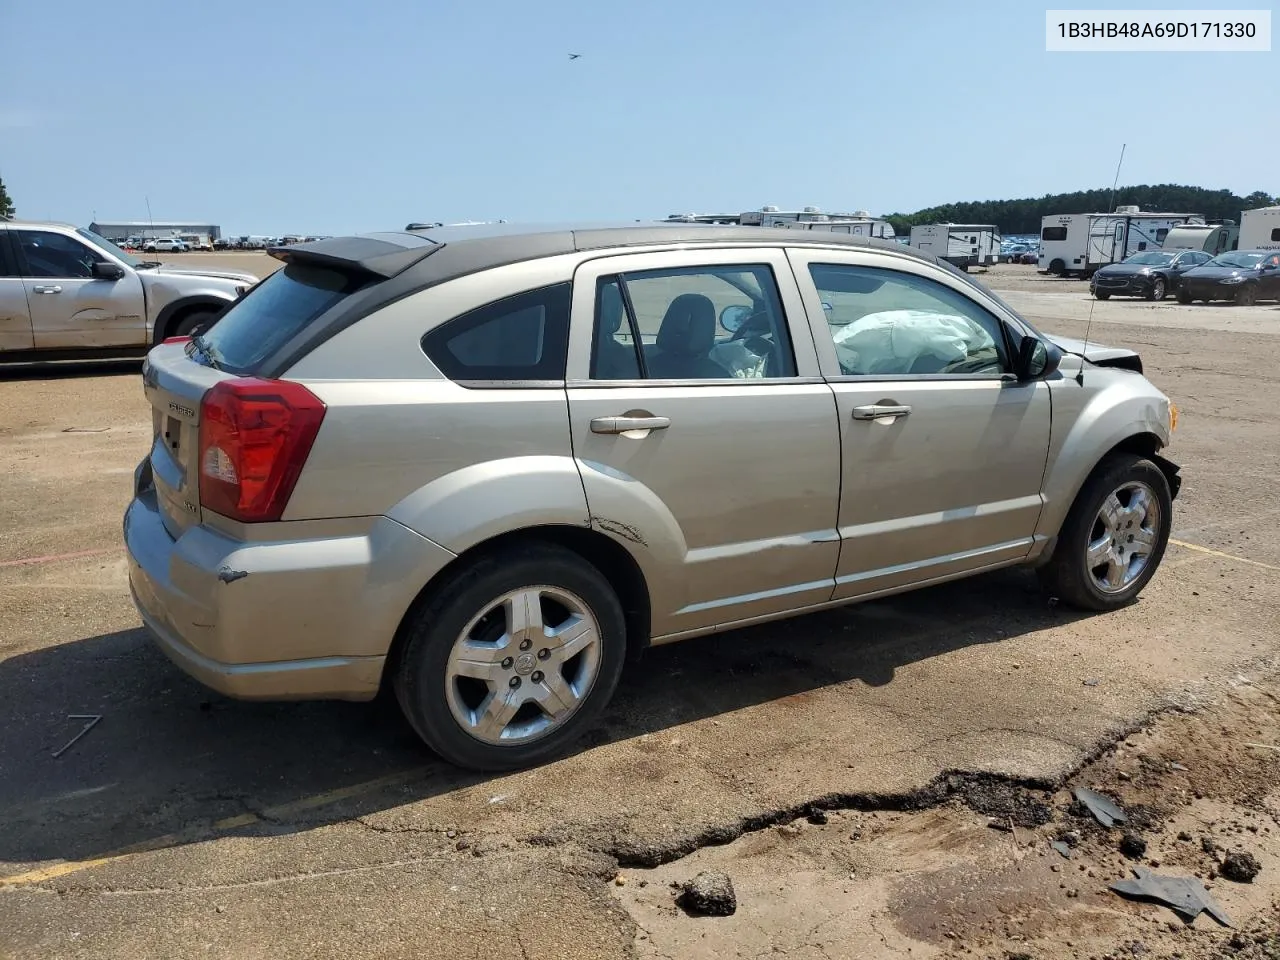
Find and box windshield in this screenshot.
[1207,252,1264,269]
[77,227,141,268]
[1124,252,1175,266]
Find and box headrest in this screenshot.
[656,293,716,356]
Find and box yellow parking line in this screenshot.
[1168,538,1280,572]
[0,770,424,890]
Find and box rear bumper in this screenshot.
[123,467,456,702]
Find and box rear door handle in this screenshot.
[32,285,62,294]
[590,415,671,435]
[851,404,912,421]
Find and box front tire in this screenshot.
[394,545,627,771]
[1038,453,1173,611]
[1049,259,1066,276]
[1235,284,1258,306]
[1148,277,1166,301]
[169,310,217,339]
[1176,290,1192,304]
[1093,290,1111,300]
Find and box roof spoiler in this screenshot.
[268,234,442,279]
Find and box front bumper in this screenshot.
[123,467,456,702]
[1181,282,1239,301]
[1091,275,1151,296]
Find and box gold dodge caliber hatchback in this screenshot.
[124,223,1182,770]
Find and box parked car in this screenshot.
[0,221,257,357]
[1176,250,1280,305]
[1090,249,1212,301]
[123,223,1181,771]
[144,237,188,253]
[1014,250,1039,264]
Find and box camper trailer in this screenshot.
[739,205,896,240]
[1038,206,1203,277]
[1162,221,1239,255]
[908,223,1000,270]
[1240,206,1280,251]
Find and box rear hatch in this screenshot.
[138,238,439,537]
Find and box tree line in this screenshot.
[885,185,1276,236]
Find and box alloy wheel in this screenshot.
[444,586,602,745]
[1086,481,1161,594]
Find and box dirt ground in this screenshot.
[2,260,1279,959]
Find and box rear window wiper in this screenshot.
[189,333,224,371]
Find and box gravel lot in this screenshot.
[2,260,1278,959]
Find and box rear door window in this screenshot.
[199,263,364,374]
[422,282,571,384]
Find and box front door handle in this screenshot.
[590,415,671,435]
[32,285,63,294]
[851,404,912,421]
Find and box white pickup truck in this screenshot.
[0,221,258,359]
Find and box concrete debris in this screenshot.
[1220,851,1261,884]
[1119,833,1148,860]
[1051,840,1074,859]
[1109,866,1232,927]
[1074,786,1128,827]
[676,871,737,917]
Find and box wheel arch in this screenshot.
[1033,430,1179,567]
[381,523,653,693]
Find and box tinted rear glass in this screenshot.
[198,263,366,374]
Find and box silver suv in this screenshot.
[123,224,1181,771]
[0,221,257,356]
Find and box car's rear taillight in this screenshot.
[198,378,326,523]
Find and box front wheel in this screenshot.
[1038,453,1173,611]
[1148,277,1166,301]
[1235,284,1258,306]
[1176,290,1192,304]
[1093,290,1111,300]
[393,545,627,771]
[169,310,217,339]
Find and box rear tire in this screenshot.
[393,545,627,771]
[1049,259,1066,276]
[1038,453,1173,612]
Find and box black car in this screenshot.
[1176,250,1280,305]
[1090,249,1212,301]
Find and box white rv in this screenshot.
[1162,221,1239,255]
[739,205,896,240]
[1038,206,1203,277]
[1239,206,1280,250]
[908,223,1000,270]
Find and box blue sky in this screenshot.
[2,0,1275,235]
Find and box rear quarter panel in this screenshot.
[281,254,593,550]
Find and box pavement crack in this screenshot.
[89,856,447,895]
[579,704,1174,870]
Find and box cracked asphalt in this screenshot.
[2,262,1279,958]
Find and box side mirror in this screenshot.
[1015,334,1061,381]
[719,304,752,333]
[92,261,126,281]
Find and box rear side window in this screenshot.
[201,263,363,374]
[422,282,571,384]
[1042,226,1068,242]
